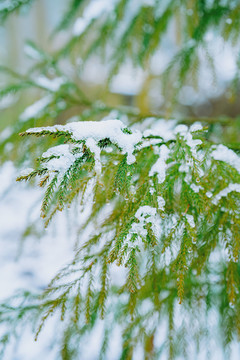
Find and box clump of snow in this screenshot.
[149,187,155,195]
[42,144,72,158]
[173,124,205,185]
[130,205,158,239]
[42,144,81,174]
[110,65,145,96]
[212,183,240,205]
[149,145,170,183]
[174,124,202,157]
[84,0,114,19]
[0,0,12,11]
[135,205,157,220]
[0,93,18,110]
[211,144,240,173]
[86,138,101,173]
[143,118,176,142]
[20,95,53,122]
[73,18,89,36]
[157,196,165,210]
[34,76,65,92]
[27,119,142,166]
[24,43,43,61]
[0,126,13,142]
[142,0,155,6]
[179,163,191,173]
[190,183,203,193]
[73,0,115,36]
[190,122,203,132]
[186,214,195,228]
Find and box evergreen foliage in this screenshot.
[0,0,240,359]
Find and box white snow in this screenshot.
[20,95,53,122]
[0,93,18,110]
[42,144,79,174]
[174,124,202,157]
[142,0,155,6]
[130,205,158,239]
[72,17,89,36]
[42,144,73,158]
[212,183,240,205]
[157,196,165,210]
[18,167,35,177]
[110,65,145,96]
[135,205,157,220]
[143,118,177,142]
[24,43,43,61]
[83,0,114,20]
[0,0,11,11]
[149,187,155,195]
[86,137,101,173]
[211,144,240,173]
[149,144,170,183]
[190,183,202,193]
[0,162,81,360]
[186,214,195,228]
[190,122,203,132]
[73,0,115,36]
[179,163,190,173]
[0,126,13,142]
[27,119,142,166]
[34,76,65,92]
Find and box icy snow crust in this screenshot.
[27,119,142,166]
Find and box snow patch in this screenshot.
[0,93,18,110]
[34,76,65,92]
[24,44,43,61]
[190,183,203,193]
[186,214,195,228]
[143,118,177,142]
[73,17,89,36]
[174,124,202,157]
[42,144,81,174]
[149,145,170,183]
[212,183,240,205]
[27,119,142,166]
[211,144,240,173]
[130,205,158,240]
[73,0,115,36]
[20,95,53,122]
[0,127,13,142]
[157,196,165,210]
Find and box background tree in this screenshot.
[0,0,240,359]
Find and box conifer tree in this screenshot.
[0,0,240,359]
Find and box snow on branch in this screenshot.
[25,119,142,165]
